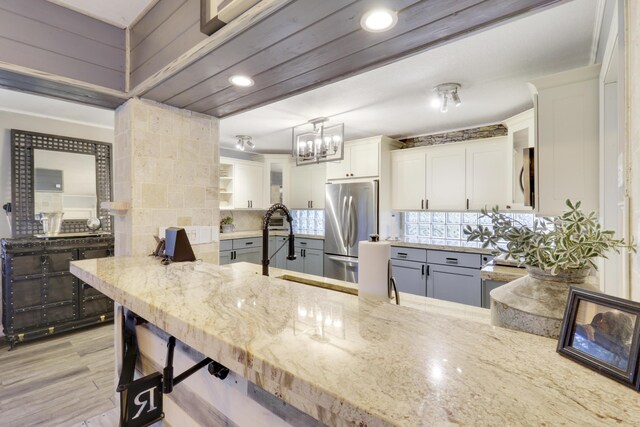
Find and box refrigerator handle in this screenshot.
[341,195,349,248]
[349,196,357,247]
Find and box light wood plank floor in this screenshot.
[0,325,117,427]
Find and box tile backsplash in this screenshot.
[292,210,325,235]
[402,211,536,244]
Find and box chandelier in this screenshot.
[292,117,344,166]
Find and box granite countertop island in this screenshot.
[71,257,640,426]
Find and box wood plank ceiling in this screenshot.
[0,0,564,113]
[138,0,564,118]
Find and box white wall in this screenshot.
[0,109,114,337]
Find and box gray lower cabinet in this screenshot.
[286,238,324,276]
[427,263,481,307]
[390,259,427,296]
[482,279,507,309]
[219,238,262,265]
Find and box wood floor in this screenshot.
[0,325,117,427]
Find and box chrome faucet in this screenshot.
[262,203,296,276]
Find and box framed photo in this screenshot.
[558,287,640,390]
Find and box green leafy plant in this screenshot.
[464,200,635,274]
[220,216,233,225]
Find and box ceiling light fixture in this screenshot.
[292,117,344,166]
[229,75,254,87]
[432,83,462,113]
[361,8,398,32]
[235,135,255,151]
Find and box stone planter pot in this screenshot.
[490,266,598,338]
[220,224,234,233]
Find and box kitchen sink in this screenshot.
[276,274,358,296]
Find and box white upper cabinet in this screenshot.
[465,137,510,210]
[391,138,511,211]
[391,149,426,210]
[529,64,600,216]
[425,144,466,211]
[327,136,386,180]
[503,109,535,211]
[289,162,326,209]
[233,161,265,209]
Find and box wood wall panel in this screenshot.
[185,0,482,113]
[142,0,352,103]
[130,0,207,88]
[0,0,125,91]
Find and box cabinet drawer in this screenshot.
[391,247,427,263]
[46,251,77,273]
[83,297,113,317]
[10,278,43,309]
[427,250,481,268]
[232,237,262,249]
[220,240,233,251]
[10,254,44,277]
[45,275,77,304]
[80,248,112,259]
[295,238,323,251]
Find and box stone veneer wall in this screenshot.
[400,124,507,148]
[628,0,640,301]
[113,98,220,263]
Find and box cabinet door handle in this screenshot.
[300,242,307,245]
[421,265,425,276]
[466,198,469,210]
[345,173,349,177]
[397,252,407,258]
[245,242,253,245]
[350,173,354,177]
[426,199,429,209]
[421,199,424,210]
[310,200,313,209]
[427,265,430,276]
[445,258,459,265]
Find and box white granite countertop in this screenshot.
[480,261,528,282]
[71,257,640,426]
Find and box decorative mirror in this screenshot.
[11,129,112,236]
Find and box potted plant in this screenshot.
[220,216,234,233]
[464,200,635,338]
[464,200,634,284]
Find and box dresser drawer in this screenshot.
[391,247,427,263]
[427,250,481,269]
[220,240,233,251]
[232,237,262,249]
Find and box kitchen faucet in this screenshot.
[262,203,296,276]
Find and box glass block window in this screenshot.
[402,211,537,247]
[292,210,325,235]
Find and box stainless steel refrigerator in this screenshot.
[324,180,378,282]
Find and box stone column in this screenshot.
[113,98,219,263]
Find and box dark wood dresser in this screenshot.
[1,235,114,349]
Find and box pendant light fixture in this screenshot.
[432,83,462,113]
[292,117,344,166]
[235,135,255,151]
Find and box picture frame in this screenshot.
[557,287,640,390]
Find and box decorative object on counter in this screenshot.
[292,117,344,166]
[234,135,255,151]
[220,216,235,233]
[464,200,635,338]
[432,82,462,113]
[86,217,101,231]
[358,234,399,304]
[39,211,64,235]
[558,287,640,391]
[164,227,196,263]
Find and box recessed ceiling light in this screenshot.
[361,9,398,32]
[229,75,254,87]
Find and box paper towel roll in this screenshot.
[358,240,391,300]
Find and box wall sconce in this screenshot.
[292,117,344,166]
